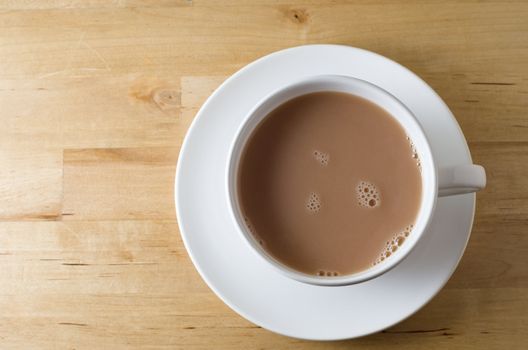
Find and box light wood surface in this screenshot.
[1,1,527,348]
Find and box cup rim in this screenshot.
[226,74,437,286]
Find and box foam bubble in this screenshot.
[244,217,265,247]
[306,192,321,213]
[243,216,255,234]
[372,224,415,265]
[356,181,381,208]
[313,150,329,166]
[316,270,340,277]
[407,136,422,171]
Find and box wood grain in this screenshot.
[0,147,62,220]
[63,148,179,220]
[0,1,527,349]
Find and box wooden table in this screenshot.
[1,1,526,348]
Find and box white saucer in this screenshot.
[175,45,476,340]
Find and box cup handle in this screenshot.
[438,164,486,197]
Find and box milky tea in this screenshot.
[237,92,422,276]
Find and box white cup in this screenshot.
[226,75,486,286]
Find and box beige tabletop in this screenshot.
[1,1,527,349]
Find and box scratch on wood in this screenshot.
[59,31,86,77]
[36,31,110,79]
[183,325,260,329]
[30,213,61,220]
[37,70,69,79]
[81,40,111,71]
[470,82,515,86]
[383,327,450,334]
[58,322,87,327]
[106,262,156,266]
[169,314,217,318]
[61,223,79,237]
[62,263,90,266]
